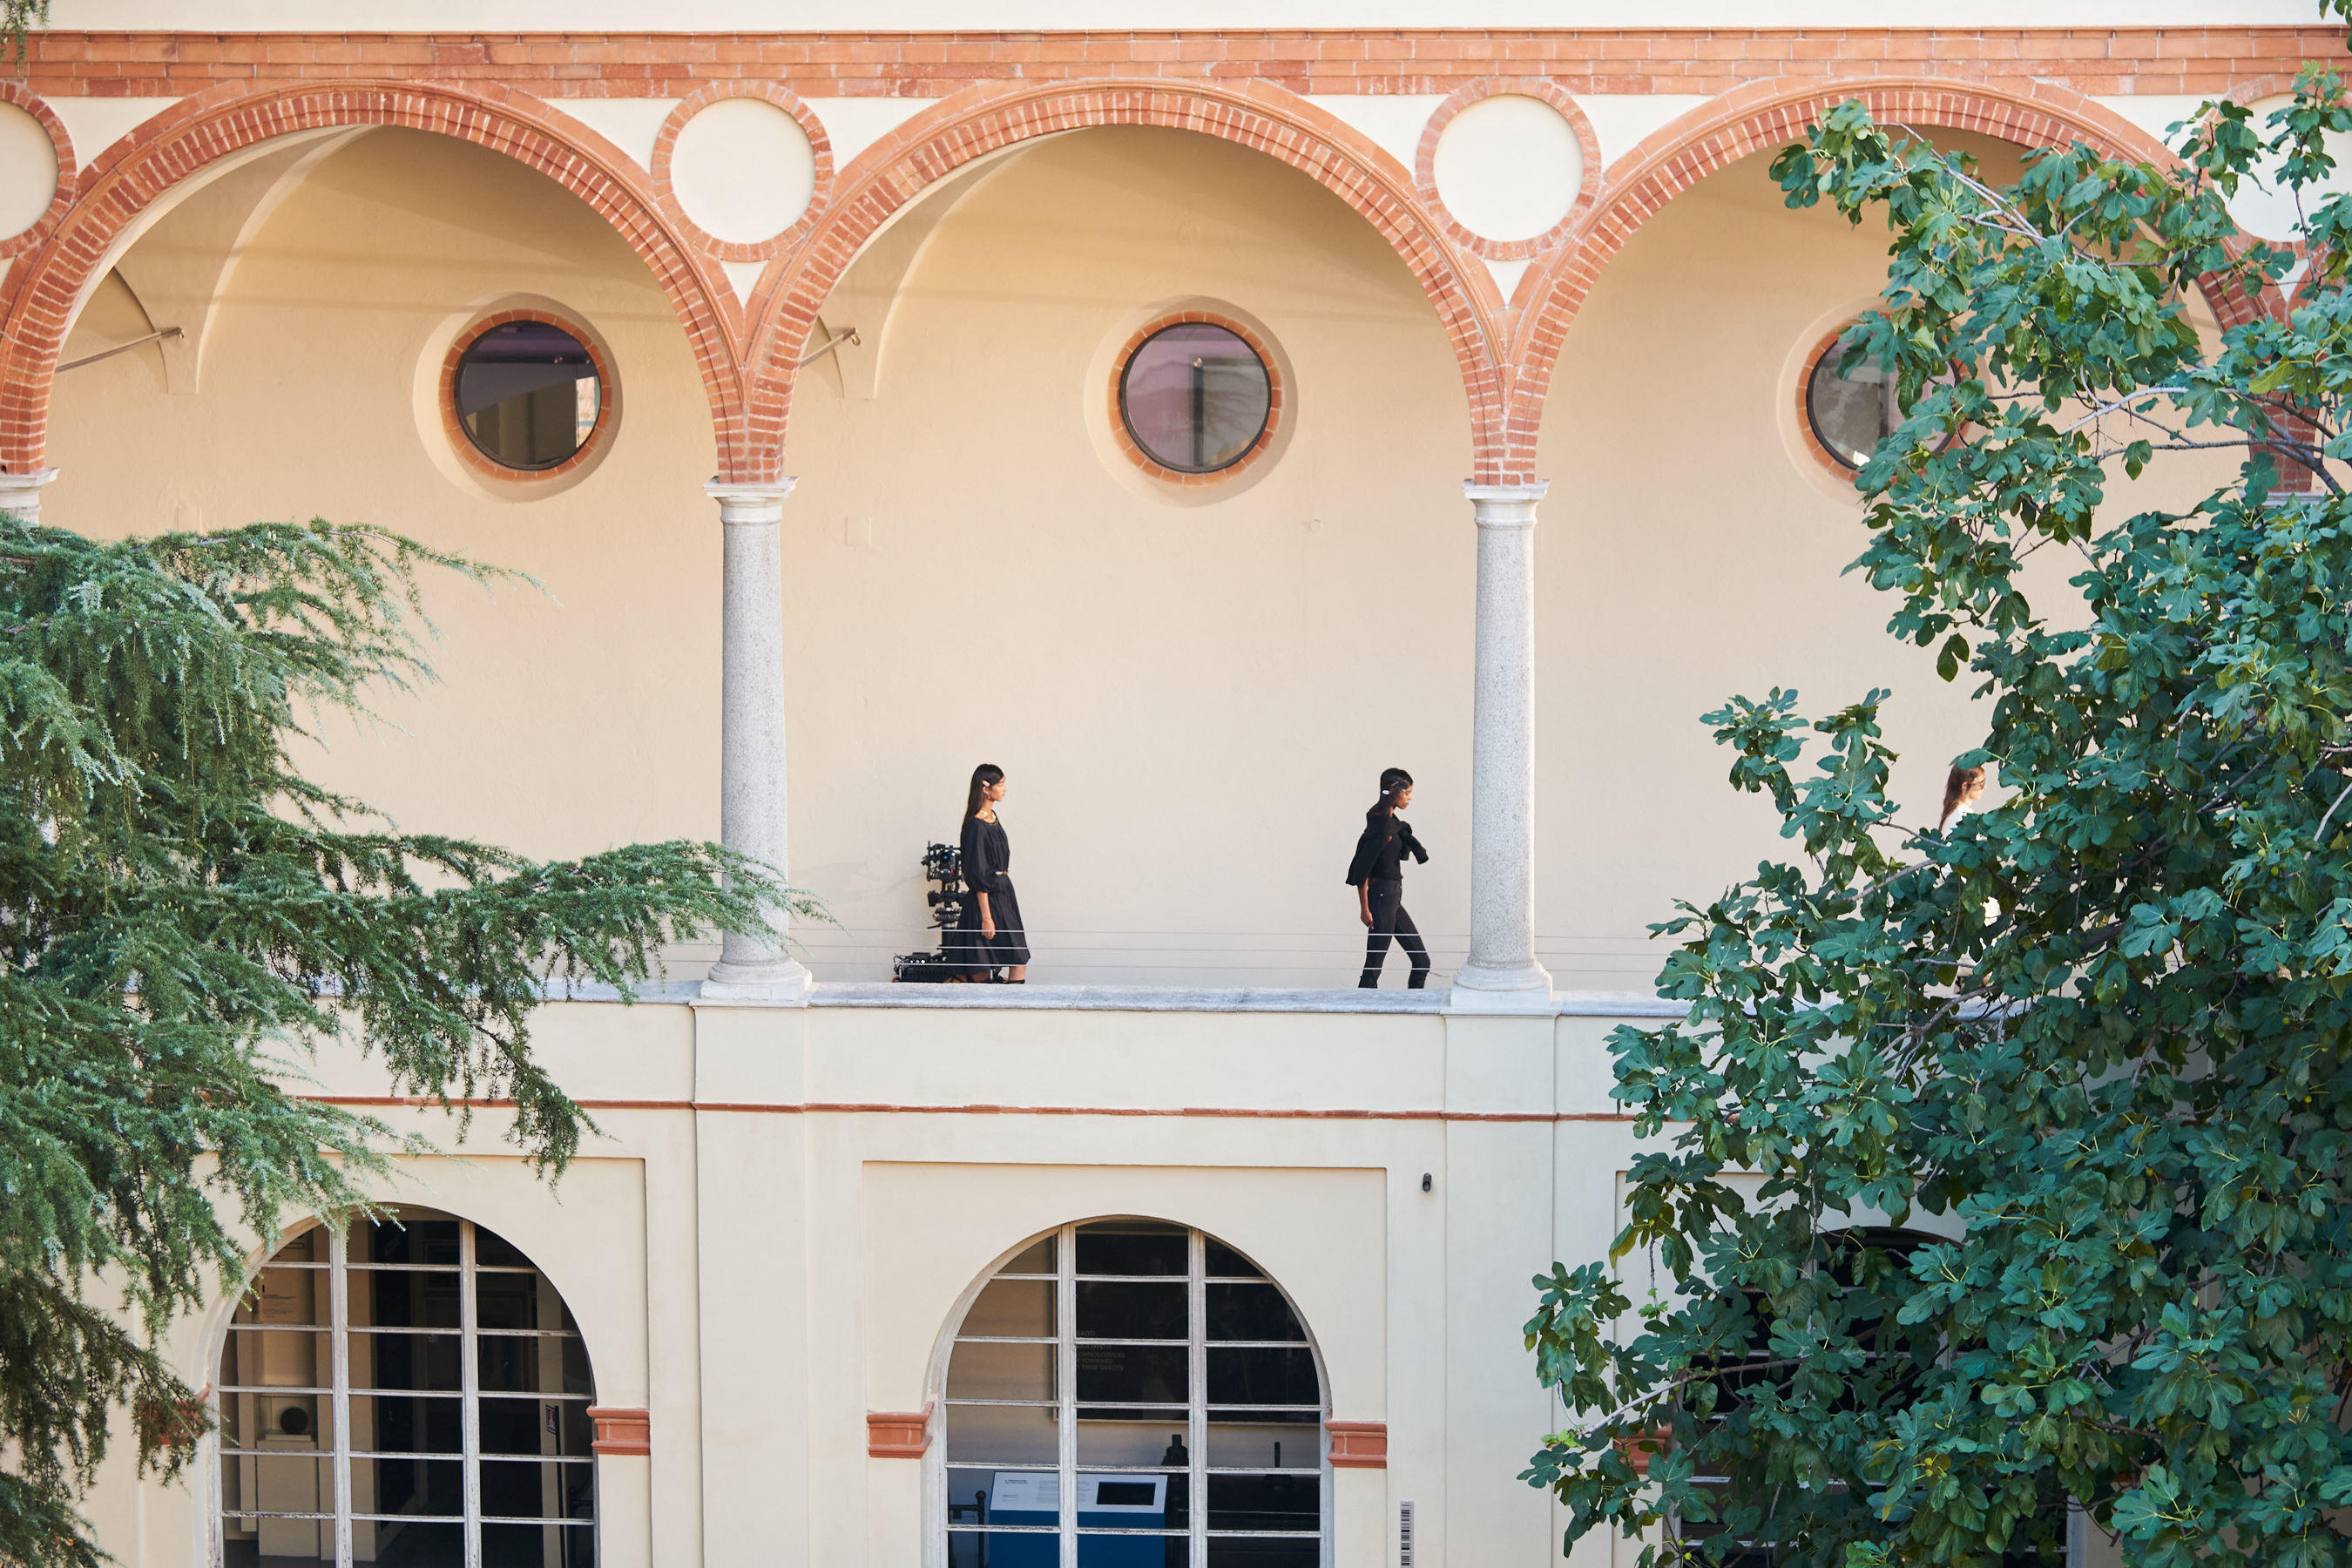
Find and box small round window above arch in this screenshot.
[941,1218,1327,1564]
[213,1207,600,1568]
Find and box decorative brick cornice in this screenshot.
[868,1404,933,1458]
[12,29,2343,101]
[586,1406,650,1456]
[1327,1419,1387,1469]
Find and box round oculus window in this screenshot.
[1806,346,1902,471]
[456,320,601,472]
[1118,321,1273,476]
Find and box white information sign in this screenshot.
[990,1472,1058,1513]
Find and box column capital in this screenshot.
[1462,480,1547,529]
[0,468,60,523]
[705,476,798,525]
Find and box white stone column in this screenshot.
[701,478,813,1003]
[1451,481,1553,1009]
[0,468,59,522]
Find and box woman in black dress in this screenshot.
[1346,767,1429,989]
[950,763,1029,983]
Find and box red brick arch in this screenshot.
[0,80,748,476]
[741,79,1514,484]
[1505,75,2223,481]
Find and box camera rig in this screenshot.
[891,841,988,983]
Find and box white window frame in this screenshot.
[934,1220,1333,1568]
[209,1212,598,1568]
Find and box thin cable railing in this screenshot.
[633,927,1665,990]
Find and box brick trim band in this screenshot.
[586,1406,650,1456]
[1327,1419,1388,1469]
[868,1404,933,1458]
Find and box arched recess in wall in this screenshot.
[1504,75,2242,482]
[0,81,749,478]
[932,1217,1330,1561]
[741,78,1517,484]
[209,1206,605,1568]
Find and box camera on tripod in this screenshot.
[892,841,985,983]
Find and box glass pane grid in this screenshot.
[944,1222,1327,1560]
[214,1211,598,1568]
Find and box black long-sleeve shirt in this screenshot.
[1345,815,1428,887]
[961,815,1014,896]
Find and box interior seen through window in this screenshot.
[944,1219,1325,1565]
[456,321,601,472]
[214,1208,597,1568]
[1118,323,1273,476]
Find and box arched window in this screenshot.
[214,1207,598,1568]
[942,1218,1326,1565]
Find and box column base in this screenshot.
[699,957,814,1006]
[1449,960,1555,1014]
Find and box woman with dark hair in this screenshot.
[1346,767,1429,989]
[950,763,1029,983]
[1940,764,1987,831]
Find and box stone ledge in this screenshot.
[539,978,1685,1017]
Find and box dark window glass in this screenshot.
[1206,1283,1303,1342]
[1806,344,1898,470]
[1077,1281,1186,1340]
[1207,1472,1321,1532]
[1206,1348,1320,1408]
[1118,322,1271,475]
[456,321,600,472]
[1076,1343,1187,1410]
[1203,1240,1263,1278]
[1077,1222,1186,1276]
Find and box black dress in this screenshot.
[1346,814,1430,989]
[951,814,1030,976]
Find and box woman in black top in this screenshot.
[1346,767,1429,988]
[950,763,1029,983]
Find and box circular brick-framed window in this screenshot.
[1111,314,1282,485]
[1798,327,1958,475]
[441,312,616,483]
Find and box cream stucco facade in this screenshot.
[2,10,2299,1568]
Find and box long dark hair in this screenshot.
[965,763,1004,821]
[1366,767,1413,823]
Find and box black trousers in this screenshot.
[1359,877,1429,988]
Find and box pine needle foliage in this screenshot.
[0,516,812,1567]
[1523,26,2352,1568]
